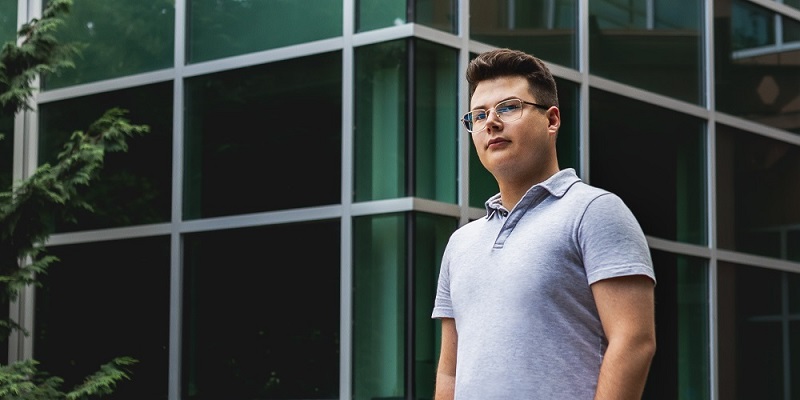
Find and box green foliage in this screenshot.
[0,0,147,398]
[0,357,137,399]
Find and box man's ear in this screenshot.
[547,106,561,135]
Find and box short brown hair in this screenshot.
[466,48,559,108]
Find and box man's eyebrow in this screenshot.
[470,96,522,111]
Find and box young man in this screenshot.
[431,48,656,399]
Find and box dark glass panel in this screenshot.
[35,237,170,399]
[590,0,704,104]
[717,124,800,260]
[716,0,800,134]
[38,83,173,231]
[416,0,457,33]
[44,0,174,88]
[183,221,340,399]
[183,51,342,219]
[187,0,342,63]
[718,262,800,400]
[470,0,577,68]
[643,251,709,400]
[1,113,11,194]
[589,89,706,244]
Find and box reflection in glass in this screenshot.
[416,0,457,33]
[468,77,579,208]
[589,0,704,104]
[353,212,456,400]
[38,83,173,231]
[718,262,800,399]
[357,0,406,32]
[717,124,800,260]
[470,0,577,68]
[0,0,16,44]
[188,0,342,63]
[183,222,340,399]
[356,39,457,203]
[644,251,709,400]
[184,52,342,219]
[414,41,458,203]
[35,237,170,400]
[44,0,174,89]
[589,89,706,244]
[716,0,800,134]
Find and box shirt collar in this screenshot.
[484,168,581,219]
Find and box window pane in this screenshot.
[416,0,457,33]
[35,237,170,400]
[470,0,577,68]
[717,124,800,260]
[0,114,11,194]
[469,77,579,208]
[415,41,458,203]
[590,0,704,104]
[187,0,342,63]
[716,0,800,134]
[354,40,407,201]
[718,263,800,400]
[589,89,706,244]
[38,83,173,231]
[357,0,406,32]
[184,52,342,219]
[0,0,15,44]
[414,213,457,398]
[44,0,174,89]
[353,213,406,399]
[183,221,340,399]
[644,251,709,400]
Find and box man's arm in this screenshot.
[591,275,656,400]
[435,317,458,400]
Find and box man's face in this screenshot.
[469,75,559,181]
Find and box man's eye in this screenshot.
[474,112,488,120]
[497,105,519,114]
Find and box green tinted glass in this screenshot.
[188,0,342,63]
[0,0,16,45]
[354,40,407,201]
[590,89,706,244]
[35,237,170,398]
[589,0,704,104]
[38,83,173,231]
[357,0,406,32]
[644,251,709,400]
[44,0,174,89]
[183,52,342,219]
[716,125,800,260]
[416,0,457,33]
[415,40,458,203]
[470,0,577,68]
[716,0,800,134]
[183,222,340,398]
[353,213,406,399]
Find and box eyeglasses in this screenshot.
[461,98,549,133]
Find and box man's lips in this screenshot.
[487,137,509,148]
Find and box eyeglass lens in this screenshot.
[462,99,524,132]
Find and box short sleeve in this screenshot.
[431,243,454,319]
[578,193,656,285]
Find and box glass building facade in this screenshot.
[1,0,799,399]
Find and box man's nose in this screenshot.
[484,109,503,131]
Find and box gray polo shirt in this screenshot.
[432,168,655,399]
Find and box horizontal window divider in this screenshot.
[350,197,461,217]
[646,235,713,259]
[180,204,344,233]
[589,74,711,119]
[716,248,800,273]
[352,23,414,47]
[716,112,800,146]
[411,23,462,49]
[46,222,173,246]
[747,0,800,21]
[182,37,345,79]
[37,69,176,104]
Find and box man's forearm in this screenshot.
[594,338,655,400]
[434,373,455,400]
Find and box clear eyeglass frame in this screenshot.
[461,98,549,133]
